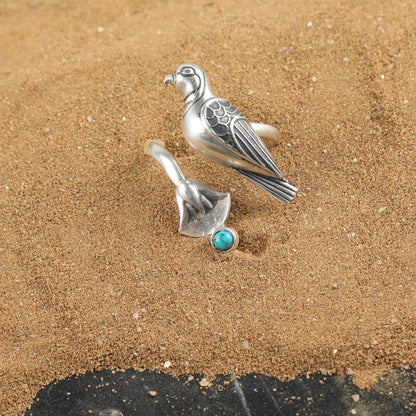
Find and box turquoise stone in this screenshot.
[212,229,234,251]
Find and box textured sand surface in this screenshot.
[1,0,415,414]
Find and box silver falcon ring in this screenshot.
[164,63,297,204]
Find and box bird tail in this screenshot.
[235,169,298,203]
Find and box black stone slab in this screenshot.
[25,367,416,416]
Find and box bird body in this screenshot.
[164,64,297,203]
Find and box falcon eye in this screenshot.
[181,67,194,76]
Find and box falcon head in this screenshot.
[164,63,211,103]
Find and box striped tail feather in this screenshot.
[235,169,298,203]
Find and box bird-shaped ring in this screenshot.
[164,64,298,204]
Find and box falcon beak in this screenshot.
[164,73,175,86]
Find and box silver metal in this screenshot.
[144,141,236,244]
[164,64,297,203]
[250,122,279,143]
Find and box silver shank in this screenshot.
[144,141,185,186]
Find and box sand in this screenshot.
[1,0,415,414]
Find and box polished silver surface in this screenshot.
[250,122,279,144]
[164,64,297,203]
[145,141,232,239]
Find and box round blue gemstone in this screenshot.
[212,230,234,252]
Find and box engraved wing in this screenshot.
[205,99,241,145]
[204,99,284,179]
